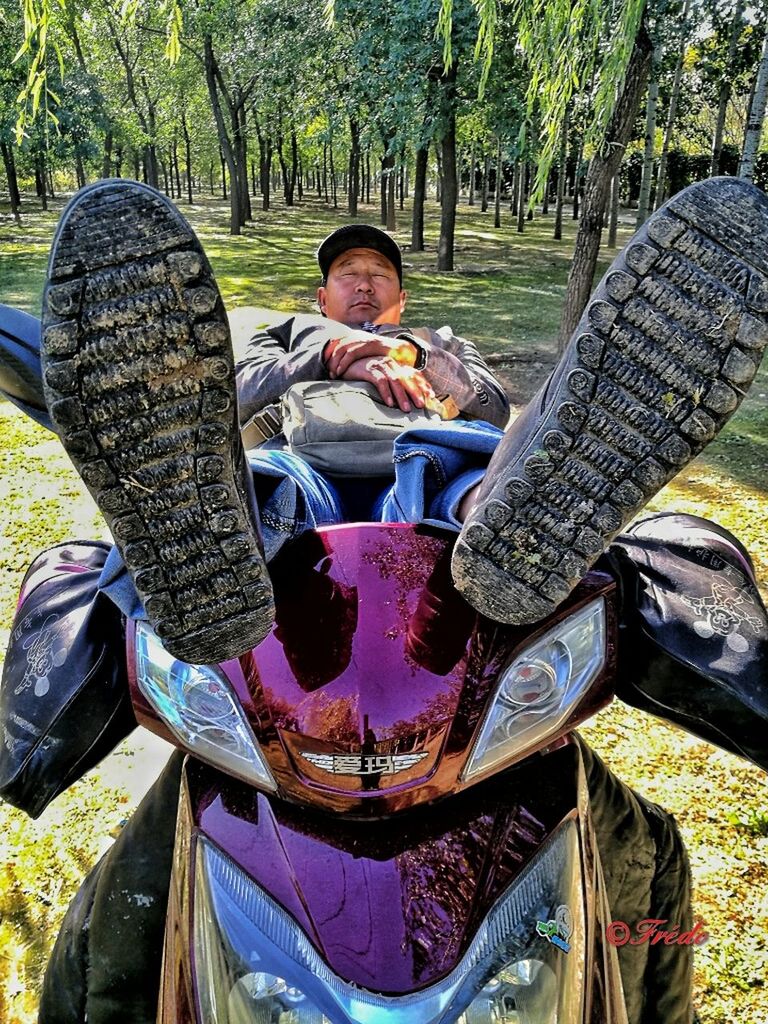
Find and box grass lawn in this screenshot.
[0,188,766,1023]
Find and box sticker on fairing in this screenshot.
[536,904,573,953]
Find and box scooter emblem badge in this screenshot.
[301,751,429,776]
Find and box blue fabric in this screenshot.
[0,304,56,432]
[381,420,503,526]
[98,424,502,619]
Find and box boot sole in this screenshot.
[41,180,275,663]
[453,177,768,624]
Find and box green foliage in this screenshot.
[513,0,647,197]
[726,806,768,836]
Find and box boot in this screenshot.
[453,177,768,624]
[40,180,275,664]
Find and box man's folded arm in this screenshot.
[409,326,511,428]
[232,311,371,425]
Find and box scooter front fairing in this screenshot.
[159,741,627,1024]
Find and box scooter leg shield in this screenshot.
[39,751,183,1024]
[608,512,768,772]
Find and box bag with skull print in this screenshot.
[0,541,135,817]
[606,513,768,774]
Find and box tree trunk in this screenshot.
[557,21,652,352]
[220,150,228,199]
[235,101,251,221]
[181,111,193,204]
[608,171,620,248]
[468,142,476,206]
[511,161,520,212]
[739,22,768,181]
[654,0,691,210]
[385,163,396,230]
[381,150,395,226]
[75,150,86,190]
[554,104,570,240]
[291,130,299,204]
[203,35,241,234]
[437,129,457,270]
[35,152,48,210]
[105,13,158,190]
[260,143,272,211]
[366,149,371,204]
[517,161,527,233]
[348,117,360,216]
[494,137,502,228]
[398,156,405,211]
[636,40,661,227]
[278,136,294,206]
[411,144,428,252]
[329,141,337,208]
[285,129,298,206]
[144,143,159,191]
[481,150,490,212]
[711,0,745,176]
[572,133,584,219]
[1,141,21,222]
[435,142,443,203]
[102,130,113,178]
[437,63,458,272]
[173,140,182,199]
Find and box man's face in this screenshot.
[317,247,407,326]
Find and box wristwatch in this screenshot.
[397,332,428,371]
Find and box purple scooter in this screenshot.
[128,520,630,1024]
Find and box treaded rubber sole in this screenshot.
[41,180,275,663]
[452,176,768,625]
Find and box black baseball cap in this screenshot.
[317,224,403,284]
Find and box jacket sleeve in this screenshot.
[410,325,511,428]
[231,309,371,426]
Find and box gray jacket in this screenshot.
[230,309,510,429]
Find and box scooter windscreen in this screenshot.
[129,523,617,815]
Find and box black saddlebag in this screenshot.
[608,513,768,772]
[0,541,136,817]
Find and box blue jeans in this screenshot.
[100,422,502,618]
[0,306,502,619]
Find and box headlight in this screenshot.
[193,818,584,1023]
[462,598,606,781]
[135,622,276,792]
